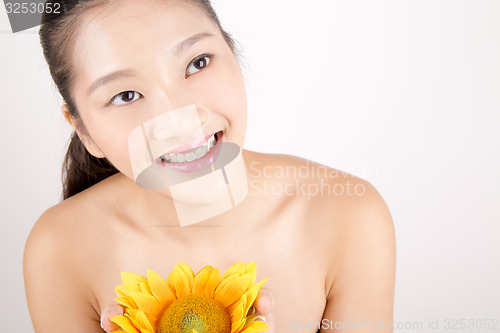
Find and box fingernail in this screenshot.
[261,294,272,310]
[260,315,267,322]
[100,310,109,330]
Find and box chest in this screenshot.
[91,224,328,331]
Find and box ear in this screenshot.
[62,104,106,158]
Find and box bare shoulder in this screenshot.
[244,149,378,215]
[244,150,396,295]
[23,175,123,332]
[25,174,119,251]
[245,148,392,206]
[24,173,128,269]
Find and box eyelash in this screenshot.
[108,91,142,106]
[107,53,213,106]
[185,53,213,78]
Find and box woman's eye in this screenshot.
[110,91,142,106]
[186,54,212,77]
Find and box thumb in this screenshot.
[255,287,274,315]
[100,304,124,332]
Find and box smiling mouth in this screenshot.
[155,131,222,164]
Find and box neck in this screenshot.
[113,152,261,248]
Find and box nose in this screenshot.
[151,104,208,142]
[150,89,208,141]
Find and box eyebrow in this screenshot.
[171,32,215,56]
[87,32,215,96]
[87,69,137,96]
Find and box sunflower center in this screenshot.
[157,294,231,333]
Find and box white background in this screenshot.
[1,0,499,331]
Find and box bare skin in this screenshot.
[24,0,395,332]
[25,151,395,332]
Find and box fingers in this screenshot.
[100,304,124,332]
[254,287,275,333]
[255,287,274,315]
[99,291,276,332]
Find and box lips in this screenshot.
[155,131,223,173]
[163,132,218,156]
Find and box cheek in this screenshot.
[98,125,135,176]
[80,109,137,179]
[195,58,247,123]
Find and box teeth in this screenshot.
[185,152,196,162]
[207,135,215,148]
[195,145,208,159]
[176,153,186,163]
[159,133,218,164]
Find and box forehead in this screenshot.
[72,0,221,86]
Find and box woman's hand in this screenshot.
[254,287,275,332]
[100,288,275,332]
[100,304,124,332]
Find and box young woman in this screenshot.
[24,0,396,332]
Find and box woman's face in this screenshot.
[68,0,247,181]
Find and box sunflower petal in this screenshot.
[230,300,247,333]
[178,262,196,289]
[227,292,247,319]
[192,265,215,296]
[115,284,128,298]
[130,304,160,330]
[205,268,221,299]
[240,320,269,333]
[215,273,254,308]
[129,292,161,317]
[231,317,247,333]
[216,274,239,294]
[122,284,143,295]
[122,272,148,286]
[147,269,176,306]
[110,315,140,333]
[243,262,257,285]
[166,264,192,298]
[123,309,154,333]
[134,309,155,332]
[115,296,138,309]
[139,281,153,296]
[222,262,245,280]
[112,264,268,333]
[231,319,246,333]
[226,298,244,319]
[123,310,142,332]
[242,279,269,316]
[148,316,159,331]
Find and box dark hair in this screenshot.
[39,0,237,200]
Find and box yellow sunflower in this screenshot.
[110,262,270,333]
